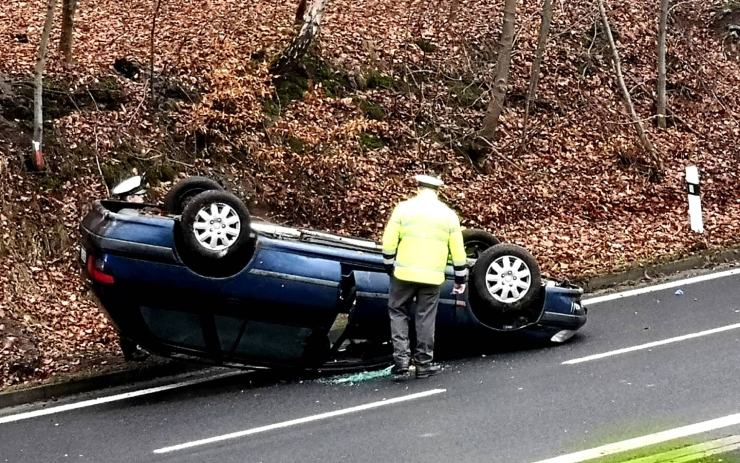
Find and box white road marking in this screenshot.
[0,370,245,425]
[1,269,735,425]
[626,435,740,463]
[562,322,740,365]
[581,267,740,306]
[529,412,740,463]
[152,388,447,454]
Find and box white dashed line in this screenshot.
[562,322,740,365]
[153,388,447,454]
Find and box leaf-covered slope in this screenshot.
[0,0,738,388]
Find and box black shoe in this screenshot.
[391,365,411,382]
[415,363,442,378]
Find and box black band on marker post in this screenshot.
[686,183,700,196]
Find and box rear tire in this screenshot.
[471,243,541,313]
[462,228,500,259]
[175,190,254,277]
[164,176,224,215]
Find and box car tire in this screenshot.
[164,176,224,215]
[462,228,500,259]
[176,190,254,277]
[471,243,542,313]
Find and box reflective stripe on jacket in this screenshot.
[381,189,468,285]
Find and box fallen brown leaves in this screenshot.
[1,0,739,390]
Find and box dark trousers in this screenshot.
[387,277,441,368]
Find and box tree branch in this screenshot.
[598,0,663,172]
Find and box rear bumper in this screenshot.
[81,225,177,263]
[80,200,178,263]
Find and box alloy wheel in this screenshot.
[192,202,241,251]
[484,255,532,303]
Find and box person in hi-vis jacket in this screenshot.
[381,174,468,380]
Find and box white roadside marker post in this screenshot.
[685,165,703,233]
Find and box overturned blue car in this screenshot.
[79,176,586,370]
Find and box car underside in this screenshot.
[79,177,587,370]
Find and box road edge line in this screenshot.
[582,267,740,306]
[0,370,245,424]
[529,412,740,463]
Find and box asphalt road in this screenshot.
[1,268,739,463]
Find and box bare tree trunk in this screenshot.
[656,0,669,129]
[32,0,58,171]
[524,0,552,126]
[271,0,330,75]
[449,0,460,22]
[149,0,162,106]
[59,0,78,64]
[479,0,517,144]
[598,0,663,171]
[295,0,307,25]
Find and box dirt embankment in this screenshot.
[1,0,739,390]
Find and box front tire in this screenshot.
[471,243,542,313]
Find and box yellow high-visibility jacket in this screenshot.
[381,189,468,285]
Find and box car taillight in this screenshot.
[86,255,115,285]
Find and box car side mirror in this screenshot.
[112,175,144,198]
